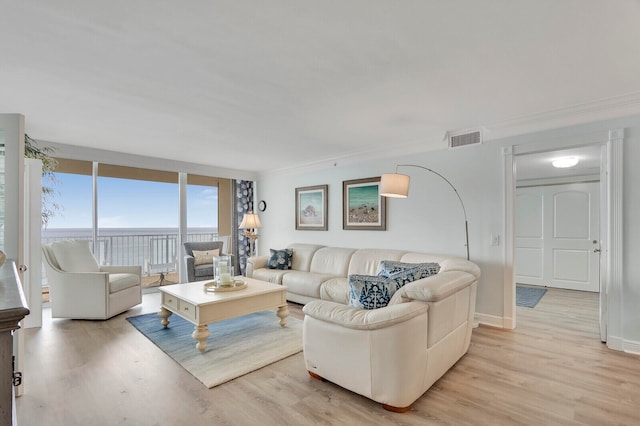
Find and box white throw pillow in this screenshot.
[193,249,220,266]
[50,240,100,272]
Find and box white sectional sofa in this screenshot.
[246,243,479,305]
[246,243,481,411]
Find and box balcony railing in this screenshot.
[41,228,219,277]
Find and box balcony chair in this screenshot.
[182,240,233,282]
[42,240,142,320]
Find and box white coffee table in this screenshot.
[157,277,289,352]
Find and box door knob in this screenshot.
[18,264,28,272]
[593,248,601,253]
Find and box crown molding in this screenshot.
[261,92,640,178]
[483,91,640,142]
[257,137,446,178]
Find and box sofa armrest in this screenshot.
[393,270,477,304]
[48,270,110,301]
[183,255,196,282]
[302,300,428,331]
[246,255,269,277]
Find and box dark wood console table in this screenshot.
[0,260,30,425]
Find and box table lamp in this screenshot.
[239,212,262,257]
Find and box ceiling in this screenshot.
[515,145,601,181]
[2,1,640,173]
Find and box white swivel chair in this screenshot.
[42,240,142,320]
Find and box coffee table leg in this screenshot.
[192,325,210,353]
[276,305,289,327]
[158,307,172,328]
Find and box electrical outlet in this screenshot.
[490,234,500,246]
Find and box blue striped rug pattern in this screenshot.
[127,310,303,387]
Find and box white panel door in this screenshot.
[548,183,600,291]
[516,182,600,292]
[515,189,545,286]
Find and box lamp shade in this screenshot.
[239,212,262,229]
[380,173,410,198]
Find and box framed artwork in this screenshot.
[343,177,386,231]
[295,185,328,231]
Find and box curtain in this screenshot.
[233,180,254,275]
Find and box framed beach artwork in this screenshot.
[295,185,328,231]
[342,177,386,231]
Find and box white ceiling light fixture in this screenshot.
[551,156,579,168]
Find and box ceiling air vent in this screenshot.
[448,130,482,149]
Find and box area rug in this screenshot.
[126,310,303,388]
[516,285,547,308]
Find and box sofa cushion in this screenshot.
[320,277,349,304]
[377,260,441,278]
[347,249,406,276]
[195,264,214,278]
[267,248,293,270]
[192,249,220,266]
[50,239,100,273]
[399,253,481,279]
[287,243,325,271]
[283,271,339,299]
[108,273,140,293]
[348,274,395,309]
[310,247,356,275]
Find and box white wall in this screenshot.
[623,127,640,346]
[256,115,640,351]
[257,141,506,317]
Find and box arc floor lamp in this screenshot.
[380,164,470,260]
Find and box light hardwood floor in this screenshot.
[17,287,640,425]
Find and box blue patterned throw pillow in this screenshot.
[348,274,396,309]
[377,260,440,279]
[267,248,293,270]
[349,262,442,310]
[386,265,431,291]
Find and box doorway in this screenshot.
[511,143,607,341]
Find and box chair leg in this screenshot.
[382,404,411,413]
[308,371,325,381]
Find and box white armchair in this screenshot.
[42,240,142,320]
[302,265,479,412]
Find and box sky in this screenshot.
[45,173,218,229]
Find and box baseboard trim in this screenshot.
[606,335,624,351]
[475,313,507,329]
[623,339,640,355]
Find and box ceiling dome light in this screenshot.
[552,156,579,168]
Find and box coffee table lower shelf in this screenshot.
[157,277,289,352]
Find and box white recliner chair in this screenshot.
[42,240,142,320]
[302,257,480,412]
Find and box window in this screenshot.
[41,159,230,288]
